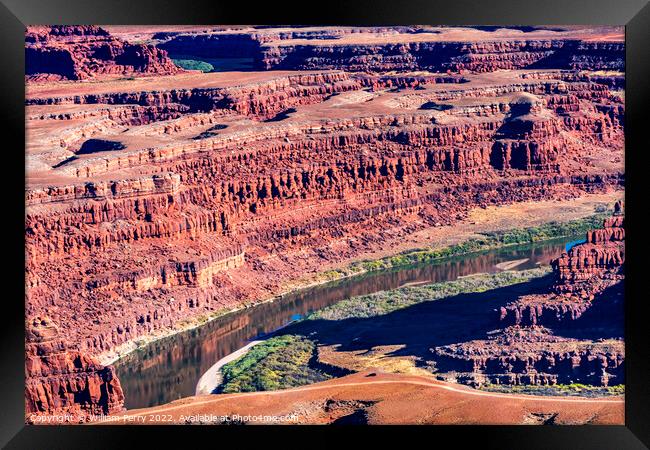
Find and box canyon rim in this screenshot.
[24,25,625,425]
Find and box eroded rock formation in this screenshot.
[26,26,181,82]
[153,26,624,73]
[433,326,624,386]
[25,26,625,416]
[553,215,625,292]
[432,211,625,386]
[25,317,125,422]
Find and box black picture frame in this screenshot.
[3,1,648,448]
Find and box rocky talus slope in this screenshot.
[25,26,624,418]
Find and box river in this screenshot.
[114,236,580,410]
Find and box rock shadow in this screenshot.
[553,281,624,341]
[281,274,555,363]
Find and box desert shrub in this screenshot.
[594,203,610,213]
[480,383,625,397]
[219,335,331,393]
[351,214,608,273]
[308,267,551,321]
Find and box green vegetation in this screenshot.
[480,383,625,397]
[308,266,551,321]
[349,214,608,274]
[172,59,215,72]
[213,214,610,392]
[218,267,553,391]
[219,335,331,393]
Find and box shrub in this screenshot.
[480,382,625,397]
[351,214,608,273]
[172,59,214,72]
[308,267,551,321]
[219,335,331,393]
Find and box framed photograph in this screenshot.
[3,0,648,448]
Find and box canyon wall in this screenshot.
[155,27,624,73]
[432,209,625,387]
[25,26,625,417]
[26,26,181,81]
[25,317,125,421]
[256,41,624,73]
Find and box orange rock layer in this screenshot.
[434,210,625,386]
[25,26,625,418]
[25,317,125,421]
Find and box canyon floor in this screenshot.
[25,25,625,423]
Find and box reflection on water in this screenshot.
[115,237,576,409]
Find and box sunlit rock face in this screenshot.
[26,25,181,82]
[25,316,125,422]
[24,25,625,417]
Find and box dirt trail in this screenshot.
[118,371,624,425]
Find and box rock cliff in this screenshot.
[154,27,624,73]
[432,211,625,386]
[25,317,125,422]
[26,25,181,82]
[25,26,625,416]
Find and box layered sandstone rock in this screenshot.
[26,25,181,82]
[154,27,624,73]
[432,212,625,386]
[25,317,125,422]
[498,212,625,327]
[432,326,624,387]
[257,40,624,73]
[552,215,624,294]
[25,26,625,415]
